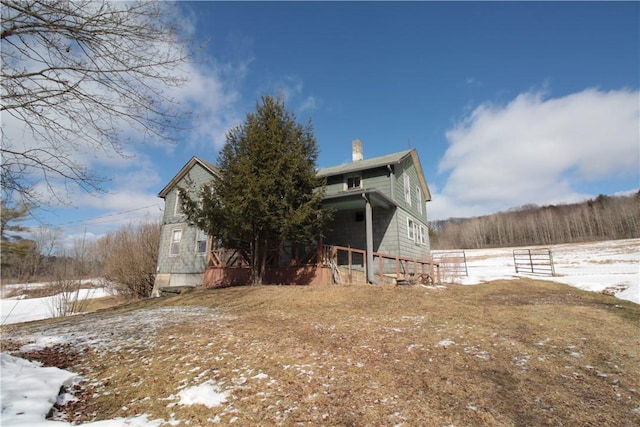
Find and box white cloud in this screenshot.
[171,59,247,149]
[263,75,319,115]
[2,1,246,208]
[432,88,639,220]
[299,96,318,113]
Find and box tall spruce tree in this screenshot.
[0,200,36,276]
[180,96,328,285]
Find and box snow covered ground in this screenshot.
[1,287,114,326]
[0,239,638,426]
[438,238,639,304]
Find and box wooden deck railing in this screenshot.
[326,245,440,285]
[207,242,440,285]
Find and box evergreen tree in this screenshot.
[181,96,328,285]
[0,200,37,277]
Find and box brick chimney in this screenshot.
[352,139,363,162]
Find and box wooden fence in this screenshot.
[513,248,555,276]
[328,245,440,285]
[205,243,440,286]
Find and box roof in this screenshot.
[316,149,413,177]
[321,188,397,210]
[317,148,431,201]
[158,157,220,198]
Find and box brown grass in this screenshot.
[2,279,639,426]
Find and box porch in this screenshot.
[203,243,440,287]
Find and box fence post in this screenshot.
[462,251,468,276]
[528,249,534,273]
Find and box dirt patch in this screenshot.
[15,343,86,370]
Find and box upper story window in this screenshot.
[174,192,184,217]
[404,175,411,205]
[416,186,422,214]
[347,174,361,190]
[170,229,182,256]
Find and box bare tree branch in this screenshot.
[1,0,193,207]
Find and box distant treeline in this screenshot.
[429,192,640,250]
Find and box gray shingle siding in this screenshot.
[323,165,392,197]
[154,160,217,293]
[323,152,431,257]
[154,148,431,289]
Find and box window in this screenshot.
[416,186,422,214]
[195,229,207,255]
[170,229,182,256]
[174,192,183,217]
[419,225,428,245]
[355,211,364,222]
[347,174,361,190]
[404,175,411,205]
[407,217,415,240]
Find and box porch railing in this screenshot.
[207,242,440,285]
[324,245,440,285]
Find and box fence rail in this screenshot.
[513,248,555,276]
[431,251,468,282]
[328,245,440,285]
[206,242,441,285]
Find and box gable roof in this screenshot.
[316,149,413,177]
[158,157,220,198]
[317,148,431,201]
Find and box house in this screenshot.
[152,157,220,294]
[318,140,432,283]
[151,140,432,295]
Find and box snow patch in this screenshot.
[176,380,228,408]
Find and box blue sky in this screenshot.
[18,1,640,246]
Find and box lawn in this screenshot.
[2,280,639,426]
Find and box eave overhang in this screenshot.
[321,188,397,211]
[158,157,220,199]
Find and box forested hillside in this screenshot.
[429,192,640,250]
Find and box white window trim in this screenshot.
[169,228,182,257]
[174,192,184,217]
[195,229,208,255]
[407,217,415,241]
[346,174,362,191]
[419,224,428,245]
[404,175,411,206]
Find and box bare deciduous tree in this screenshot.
[431,192,640,249]
[1,0,191,206]
[95,218,161,299]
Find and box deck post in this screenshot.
[363,193,375,284]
